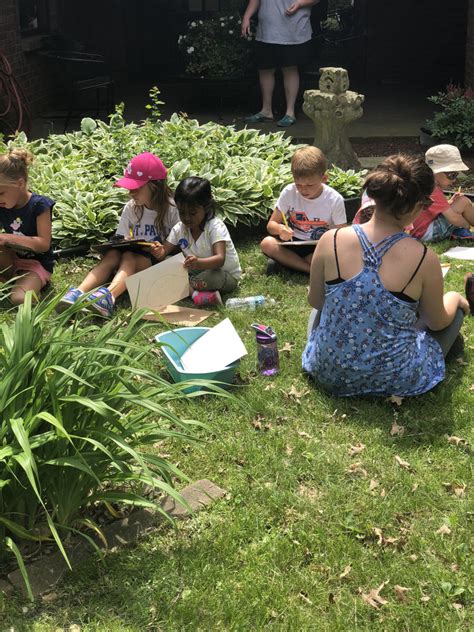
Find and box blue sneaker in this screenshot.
[86,286,115,318]
[450,227,474,240]
[56,287,84,312]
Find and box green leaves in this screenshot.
[0,294,210,597]
[426,86,474,149]
[1,97,366,247]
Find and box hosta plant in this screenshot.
[0,289,230,598]
[1,90,365,247]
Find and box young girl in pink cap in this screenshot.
[58,152,178,317]
[0,148,55,305]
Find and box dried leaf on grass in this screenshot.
[394,585,410,602]
[390,421,405,437]
[297,430,313,439]
[280,342,295,353]
[360,581,388,608]
[469,384,474,391]
[346,462,368,478]
[436,524,452,536]
[368,479,379,492]
[395,455,412,470]
[298,591,313,605]
[348,442,366,456]
[387,395,403,406]
[287,384,310,401]
[339,564,352,579]
[455,357,467,366]
[372,527,400,547]
[285,444,294,456]
[442,482,466,497]
[446,435,467,446]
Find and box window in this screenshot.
[19,0,49,35]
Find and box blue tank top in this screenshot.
[302,225,445,397]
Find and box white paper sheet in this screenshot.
[180,318,247,373]
[442,246,474,261]
[126,253,189,311]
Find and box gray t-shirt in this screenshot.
[256,0,312,45]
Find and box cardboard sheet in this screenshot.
[126,253,189,311]
[442,246,474,261]
[142,305,215,326]
[180,318,247,372]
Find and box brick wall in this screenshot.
[0,0,58,129]
[466,0,474,87]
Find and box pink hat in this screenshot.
[114,152,167,190]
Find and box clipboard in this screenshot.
[90,239,154,255]
[279,239,318,247]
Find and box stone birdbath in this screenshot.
[303,67,364,169]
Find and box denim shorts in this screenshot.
[422,214,455,242]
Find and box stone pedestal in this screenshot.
[303,67,364,170]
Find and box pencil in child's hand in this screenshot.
[129,226,134,238]
[280,209,293,241]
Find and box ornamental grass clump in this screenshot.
[0,289,219,598]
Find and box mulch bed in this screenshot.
[352,137,474,172]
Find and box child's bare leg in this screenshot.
[108,252,151,299]
[261,236,312,273]
[10,272,43,306]
[0,248,15,280]
[77,249,122,293]
[451,196,474,227]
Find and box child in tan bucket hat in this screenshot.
[410,144,474,242]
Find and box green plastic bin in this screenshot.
[155,327,239,393]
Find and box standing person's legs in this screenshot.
[259,68,276,118]
[281,65,299,119]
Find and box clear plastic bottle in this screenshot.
[225,296,276,311]
[252,324,279,376]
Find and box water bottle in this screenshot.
[225,296,276,311]
[251,323,279,376]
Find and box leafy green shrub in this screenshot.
[178,13,253,78]
[326,165,366,198]
[1,91,366,247]
[425,84,474,149]
[0,289,222,598]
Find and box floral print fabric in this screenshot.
[302,225,445,397]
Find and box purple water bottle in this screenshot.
[252,323,279,376]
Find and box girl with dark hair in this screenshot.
[302,154,469,397]
[154,177,241,305]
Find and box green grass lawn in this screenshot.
[1,236,472,631]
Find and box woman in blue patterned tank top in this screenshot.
[302,154,469,397]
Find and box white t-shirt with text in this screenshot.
[167,217,241,279]
[275,183,346,241]
[115,199,179,243]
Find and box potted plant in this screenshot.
[327,165,366,222]
[421,84,474,149]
